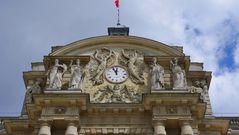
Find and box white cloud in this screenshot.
[130,0,239,114]
[210,69,239,114]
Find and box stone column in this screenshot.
[65,123,78,135]
[38,123,51,135]
[153,121,167,135]
[181,122,193,135]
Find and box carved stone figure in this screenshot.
[47,59,67,89]
[26,79,42,103]
[92,85,140,103]
[69,59,83,89]
[170,58,187,89]
[193,80,201,88]
[0,120,4,133]
[121,50,144,84]
[150,57,164,90]
[200,80,208,102]
[189,80,208,102]
[90,49,113,85]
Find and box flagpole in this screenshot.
[117,8,120,26]
[115,0,120,26]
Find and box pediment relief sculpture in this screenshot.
[92,84,141,103]
[43,48,198,103]
[88,48,116,85]
[119,49,145,84]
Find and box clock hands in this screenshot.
[112,67,118,75]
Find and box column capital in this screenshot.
[153,120,167,135]
[153,120,166,126]
[40,122,51,127]
[38,124,51,135]
[65,124,78,135]
[181,122,194,135]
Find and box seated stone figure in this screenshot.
[170,58,187,89]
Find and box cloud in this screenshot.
[210,69,239,114]
[0,0,239,115]
[130,0,239,114]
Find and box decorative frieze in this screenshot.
[80,115,150,125]
[54,107,66,114]
[79,127,153,134]
[92,84,141,103]
[153,106,191,118]
[41,107,79,117]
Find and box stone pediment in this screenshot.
[49,36,185,57]
[2,29,231,135]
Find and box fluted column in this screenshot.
[181,122,193,135]
[38,123,51,135]
[65,123,78,135]
[153,121,167,135]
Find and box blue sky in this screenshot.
[0,0,239,116]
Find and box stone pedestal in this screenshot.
[181,123,193,135]
[154,122,167,135]
[38,123,51,135]
[65,123,78,135]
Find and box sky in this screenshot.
[0,0,239,116]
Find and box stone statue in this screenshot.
[47,59,67,89]
[26,79,42,103]
[170,58,186,89]
[91,49,112,85]
[122,50,144,84]
[150,57,164,90]
[200,80,208,102]
[69,59,83,89]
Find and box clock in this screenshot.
[105,66,128,83]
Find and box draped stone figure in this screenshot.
[150,57,164,90]
[91,49,112,85]
[122,50,144,84]
[69,59,82,89]
[170,58,187,89]
[47,59,67,89]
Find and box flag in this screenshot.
[115,0,119,8]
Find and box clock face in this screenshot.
[105,66,128,83]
